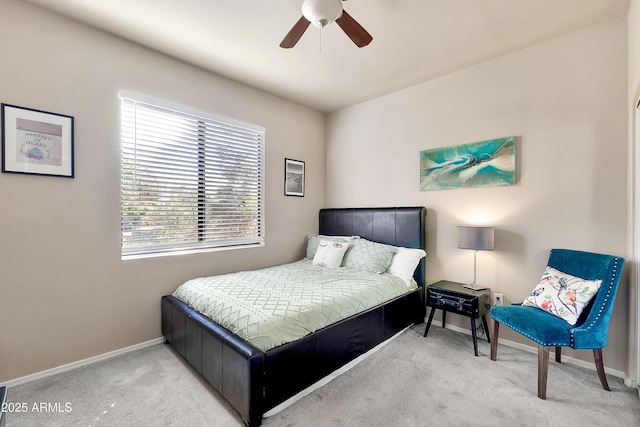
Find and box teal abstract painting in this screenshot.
[420,136,516,190]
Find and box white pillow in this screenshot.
[386,247,427,286]
[521,266,602,325]
[306,234,355,259]
[313,238,351,268]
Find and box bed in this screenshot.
[161,206,427,426]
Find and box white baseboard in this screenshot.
[0,337,165,388]
[430,320,629,381]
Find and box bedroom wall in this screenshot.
[631,0,640,105]
[326,18,630,373]
[0,0,325,382]
[628,0,640,387]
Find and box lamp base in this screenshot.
[463,283,488,291]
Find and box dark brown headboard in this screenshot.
[318,207,427,288]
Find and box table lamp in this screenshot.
[458,225,494,290]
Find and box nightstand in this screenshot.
[423,280,492,356]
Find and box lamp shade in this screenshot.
[458,226,494,251]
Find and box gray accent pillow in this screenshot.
[342,238,395,274]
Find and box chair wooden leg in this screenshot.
[555,346,561,363]
[538,345,550,399]
[490,320,499,361]
[594,348,611,391]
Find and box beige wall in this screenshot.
[632,0,640,104]
[326,18,630,373]
[1,0,636,384]
[628,0,640,385]
[0,0,325,382]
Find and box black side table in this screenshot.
[423,280,492,356]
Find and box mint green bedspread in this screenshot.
[172,259,413,351]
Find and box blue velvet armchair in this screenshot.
[490,248,625,399]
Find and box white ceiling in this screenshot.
[20,0,630,112]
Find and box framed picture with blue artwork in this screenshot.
[1,103,74,178]
[420,136,516,191]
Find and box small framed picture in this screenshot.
[1,103,74,178]
[284,158,305,197]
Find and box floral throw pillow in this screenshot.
[521,266,602,325]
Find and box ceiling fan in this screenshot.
[280,0,373,49]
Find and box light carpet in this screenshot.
[5,325,640,426]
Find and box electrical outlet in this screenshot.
[493,293,504,306]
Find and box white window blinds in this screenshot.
[120,93,265,258]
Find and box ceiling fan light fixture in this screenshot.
[280,0,372,49]
[302,0,343,28]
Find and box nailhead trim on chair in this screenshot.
[503,322,567,347]
[501,255,621,348]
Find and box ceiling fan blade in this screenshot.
[335,10,373,48]
[280,16,311,49]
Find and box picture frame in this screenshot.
[420,136,516,191]
[284,158,305,197]
[1,103,74,178]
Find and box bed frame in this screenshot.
[161,207,426,426]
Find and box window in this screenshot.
[120,92,264,258]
